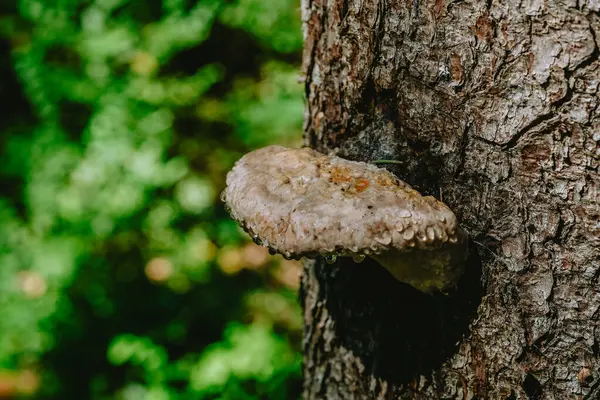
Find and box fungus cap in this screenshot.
[223,145,468,293]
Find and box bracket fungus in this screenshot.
[222,145,468,294]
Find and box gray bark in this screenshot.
[299,0,600,398]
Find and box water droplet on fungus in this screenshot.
[402,226,415,240]
[375,232,392,245]
[352,254,366,263]
[252,235,263,246]
[324,254,337,264]
[426,226,436,242]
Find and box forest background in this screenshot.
[0,0,304,398]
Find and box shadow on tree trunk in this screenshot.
[308,243,483,385]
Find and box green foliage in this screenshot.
[0,0,303,398]
[226,61,305,147]
[220,0,303,53]
[189,323,300,396]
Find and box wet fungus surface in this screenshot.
[222,145,468,294]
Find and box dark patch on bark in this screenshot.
[522,373,542,399]
[303,246,483,393]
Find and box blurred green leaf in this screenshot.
[189,323,300,394]
[227,61,304,146]
[220,0,303,53]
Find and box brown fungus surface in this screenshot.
[223,145,468,293]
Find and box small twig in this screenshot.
[371,160,403,164]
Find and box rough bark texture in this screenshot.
[300,0,600,398]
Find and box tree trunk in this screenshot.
[299,0,600,398]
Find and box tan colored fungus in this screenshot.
[222,145,468,294]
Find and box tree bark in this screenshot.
[299,0,600,398]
